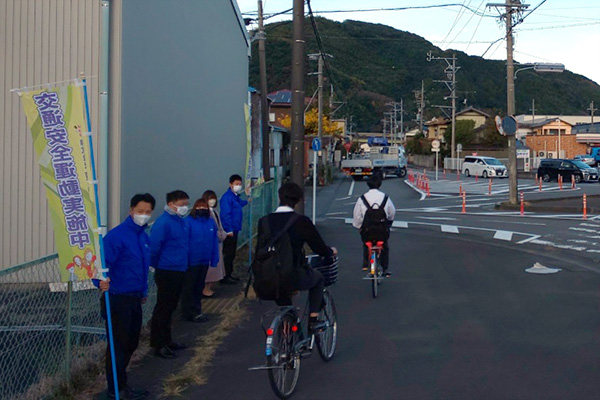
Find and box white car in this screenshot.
[462,156,508,178]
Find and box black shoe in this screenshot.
[309,320,327,334]
[384,271,392,278]
[188,314,210,323]
[221,277,237,285]
[154,346,177,359]
[167,341,187,351]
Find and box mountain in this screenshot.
[249,18,600,132]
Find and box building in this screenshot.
[423,107,490,141]
[456,107,490,129]
[0,1,251,269]
[424,117,449,140]
[521,118,587,158]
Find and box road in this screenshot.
[185,175,600,400]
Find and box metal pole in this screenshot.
[451,54,457,163]
[318,54,324,170]
[506,3,518,205]
[312,150,317,223]
[436,152,439,181]
[291,0,305,213]
[65,281,73,389]
[82,76,120,400]
[99,0,110,231]
[258,0,271,181]
[419,81,425,136]
[558,118,562,158]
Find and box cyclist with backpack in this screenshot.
[352,174,396,276]
[252,183,337,333]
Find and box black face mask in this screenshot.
[197,209,210,218]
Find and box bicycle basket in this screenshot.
[307,255,339,287]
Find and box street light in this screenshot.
[515,62,565,78]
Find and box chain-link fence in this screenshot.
[0,180,278,399]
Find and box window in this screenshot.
[549,129,558,135]
[269,113,276,122]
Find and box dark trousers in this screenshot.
[223,232,239,278]
[180,264,209,319]
[101,293,143,395]
[275,268,324,314]
[150,269,185,349]
[362,241,389,270]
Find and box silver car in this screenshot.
[574,154,595,165]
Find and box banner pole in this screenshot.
[82,75,120,400]
[65,281,73,389]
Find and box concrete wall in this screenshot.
[0,0,102,269]
[118,0,249,216]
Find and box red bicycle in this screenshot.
[364,241,384,298]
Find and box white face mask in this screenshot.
[233,185,243,194]
[132,214,151,226]
[208,199,217,208]
[175,205,189,217]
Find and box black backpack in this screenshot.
[360,195,390,242]
[251,213,299,301]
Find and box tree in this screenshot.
[278,108,343,136]
[444,119,476,146]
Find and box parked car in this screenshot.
[462,156,508,178]
[537,159,599,183]
[573,154,595,165]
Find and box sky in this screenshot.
[236,0,600,85]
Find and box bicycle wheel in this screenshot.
[371,259,378,298]
[316,290,338,362]
[267,313,301,399]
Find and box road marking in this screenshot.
[391,221,408,228]
[569,227,600,233]
[348,180,355,196]
[344,218,353,224]
[404,180,427,200]
[529,239,586,252]
[441,225,459,234]
[335,196,351,201]
[416,216,458,221]
[516,235,542,244]
[326,212,347,216]
[493,230,513,241]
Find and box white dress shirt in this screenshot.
[352,189,396,229]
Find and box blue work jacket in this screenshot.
[187,216,220,267]
[220,188,248,233]
[99,216,150,297]
[150,210,190,271]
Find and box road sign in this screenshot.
[343,142,351,152]
[501,116,518,136]
[495,115,504,136]
[311,138,321,151]
[432,148,441,153]
[456,143,463,153]
[432,139,440,149]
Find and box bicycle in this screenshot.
[249,255,338,399]
[363,241,384,298]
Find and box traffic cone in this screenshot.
[461,192,466,214]
[488,179,492,196]
[583,193,588,220]
[520,192,524,216]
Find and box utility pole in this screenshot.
[488,0,529,205]
[588,101,597,124]
[530,99,536,122]
[429,52,459,162]
[318,54,325,169]
[257,0,271,181]
[291,0,305,211]
[400,98,404,143]
[414,82,425,136]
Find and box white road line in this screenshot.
[416,216,458,221]
[529,239,586,252]
[516,235,541,244]
[326,212,347,216]
[335,196,351,201]
[391,221,408,228]
[344,218,353,224]
[493,230,513,241]
[404,180,427,200]
[347,180,355,196]
[441,225,459,234]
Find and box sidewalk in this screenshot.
[88,262,252,399]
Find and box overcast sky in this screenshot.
[237,0,600,86]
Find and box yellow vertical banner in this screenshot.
[20,83,100,282]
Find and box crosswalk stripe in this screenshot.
[493,230,513,241]
[441,225,459,233]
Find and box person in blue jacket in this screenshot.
[97,193,155,400]
[220,174,250,284]
[180,198,220,323]
[149,190,190,359]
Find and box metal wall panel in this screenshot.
[0,0,102,270]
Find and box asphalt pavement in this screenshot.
[182,174,600,400]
